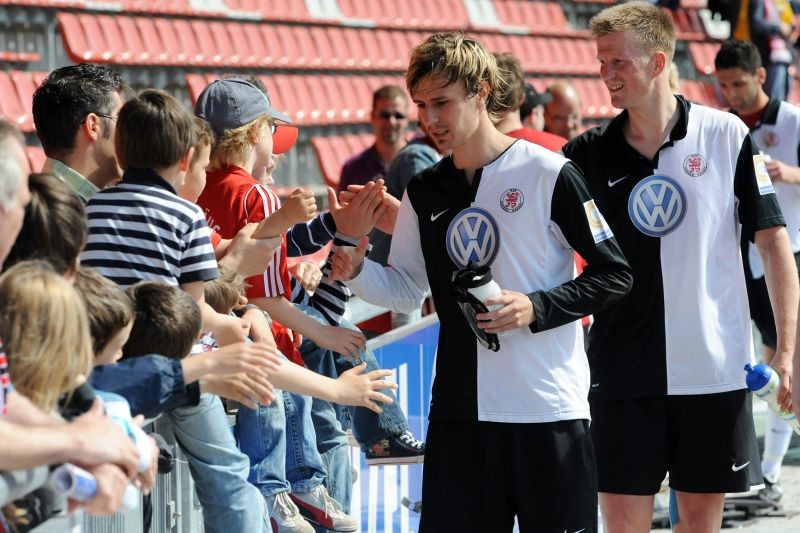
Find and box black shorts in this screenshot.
[419,419,597,533]
[590,390,762,495]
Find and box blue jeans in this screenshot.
[237,389,327,496]
[297,304,409,447]
[166,393,270,533]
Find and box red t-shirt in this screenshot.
[198,166,291,301]
[507,127,568,153]
[198,166,304,365]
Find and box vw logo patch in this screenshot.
[446,207,500,268]
[627,175,687,238]
[500,188,524,212]
[683,154,707,177]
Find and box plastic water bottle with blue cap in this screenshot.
[744,363,800,435]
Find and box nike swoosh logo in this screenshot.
[608,175,628,187]
[732,461,750,472]
[431,209,448,222]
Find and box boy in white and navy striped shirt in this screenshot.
[82,90,218,290]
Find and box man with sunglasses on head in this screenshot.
[338,85,409,192]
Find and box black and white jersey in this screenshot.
[348,140,631,423]
[563,96,785,399]
[737,98,800,278]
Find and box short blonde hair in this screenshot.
[210,115,271,168]
[0,261,94,411]
[589,1,675,61]
[406,32,510,120]
[204,264,245,315]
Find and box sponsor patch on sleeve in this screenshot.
[753,154,775,196]
[583,199,614,243]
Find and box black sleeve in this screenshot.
[528,162,633,333]
[733,133,785,243]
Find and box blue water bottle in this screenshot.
[744,363,800,435]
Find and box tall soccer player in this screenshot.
[562,3,799,531]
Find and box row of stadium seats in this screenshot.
[3,0,712,39]
[6,0,584,35]
[59,12,599,73]
[0,66,729,139]
[185,73,413,125]
[311,133,373,190]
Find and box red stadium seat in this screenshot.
[670,8,707,41]
[0,51,40,63]
[689,41,721,76]
[492,1,582,37]
[25,145,46,173]
[0,70,29,131]
[57,12,96,62]
[10,71,40,132]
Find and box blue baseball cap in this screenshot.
[194,78,292,138]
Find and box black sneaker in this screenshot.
[365,431,425,465]
[758,477,784,505]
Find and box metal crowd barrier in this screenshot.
[28,310,440,533]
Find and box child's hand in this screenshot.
[281,187,317,225]
[310,324,366,359]
[207,341,282,377]
[334,363,397,413]
[290,260,324,295]
[328,180,386,238]
[201,372,275,408]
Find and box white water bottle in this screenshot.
[465,268,503,312]
[744,363,800,435]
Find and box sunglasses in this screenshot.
[377,111,406,120]
[80,112,118,125]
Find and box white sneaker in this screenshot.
[290,485,357,532]
[264,491,315,533]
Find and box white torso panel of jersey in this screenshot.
[653,105,754,394]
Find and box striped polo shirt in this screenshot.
[82,168,218,288]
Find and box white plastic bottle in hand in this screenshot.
[50,464,140,511]
[466,268,508,337]
[466,268,503,312]
[744,363,800,435]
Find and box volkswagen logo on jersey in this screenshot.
[446,207,501,268]
[627,175,687,237]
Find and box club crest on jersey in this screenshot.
[753,153,775,196]
[446,207,500,268]
[627,175,687,238]
[683,154,707,177]
[500,188,524,212]
[761,131,779,148]
[583,200,613,243]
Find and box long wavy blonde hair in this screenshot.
[0,260,94,411]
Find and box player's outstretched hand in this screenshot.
[476,290,536,334]
[328,236,368,282]
[334,363,397,413]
